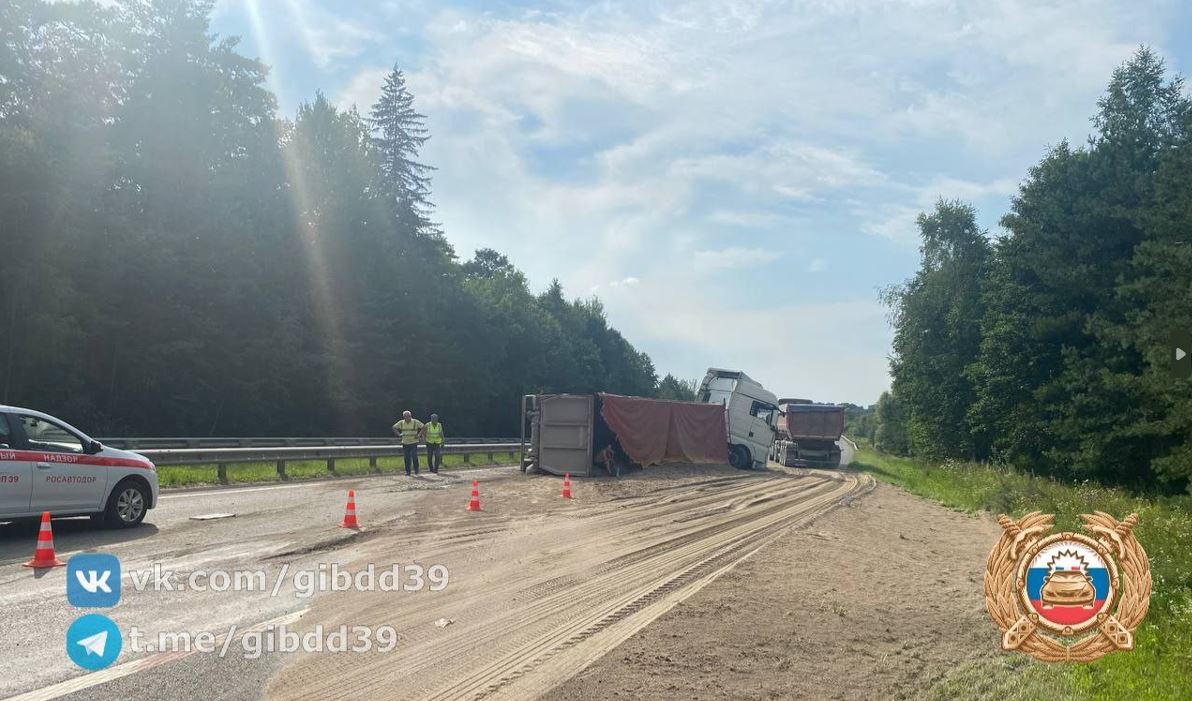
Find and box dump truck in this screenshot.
[770,399,844,467]
[696,368,779,470]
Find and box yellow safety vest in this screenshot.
[394,419,423,445]
[425,422,444,444]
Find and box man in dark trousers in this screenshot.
[392,410,425,476]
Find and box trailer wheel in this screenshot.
[729,444,752,470]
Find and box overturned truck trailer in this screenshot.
[519,393,729,477]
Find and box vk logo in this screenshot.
[66,614,122,671]
[67,554,121,608]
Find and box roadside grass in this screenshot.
[157,451,518,489]
[854,448,1192,701]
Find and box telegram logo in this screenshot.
[66,614,122,671]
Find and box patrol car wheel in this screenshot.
[103,480,148,528]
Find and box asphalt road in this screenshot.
[1,467,498,700]
[0,441,855,701]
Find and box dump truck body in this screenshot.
[519,393,728,477]
[771,401,844,467]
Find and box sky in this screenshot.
[207,0,1192,406]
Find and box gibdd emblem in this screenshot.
[984,511,1151,663]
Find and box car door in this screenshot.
[0,412,34,517]
[17,413,106,513]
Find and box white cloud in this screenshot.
[693,247,781,271]
[593,276,641,292]
[707,209,787,229]
[669,141,885,200]
[915,176,1021,206]
[600,274,891,404]
[280,0,1183,403]
[855,174,1025,245]
[860,204,923,245]
[336,67,390,112]
[285,0,381,69]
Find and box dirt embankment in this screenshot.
[544,481,1003,701]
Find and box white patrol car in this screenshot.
[0,406,158,528]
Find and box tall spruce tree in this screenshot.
[368,64,435,231]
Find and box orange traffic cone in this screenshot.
[466,480,482,512]
[23,512,65,569]
[561,472,573,500]
[340,490,360,529]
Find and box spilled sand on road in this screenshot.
[264,465,1001,700]
[265,464,863,699]
[545,480,1003,701]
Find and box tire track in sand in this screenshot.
[268,469,872,701]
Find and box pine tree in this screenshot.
[367,64,435,228]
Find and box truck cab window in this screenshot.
[749,401,776,424]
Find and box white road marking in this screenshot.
[159,483,320,500]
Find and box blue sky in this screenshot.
[208,0,1192,405]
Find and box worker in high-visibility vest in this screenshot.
[392,410,425,476]
[424,413,445,474]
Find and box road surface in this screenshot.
[1,443,862,700]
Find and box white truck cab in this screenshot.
[0,406,158,527]
[697,369,779,470]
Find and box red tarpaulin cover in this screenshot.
[598,393,729,466]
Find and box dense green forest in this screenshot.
[877,48,1192,494]
[0,0,685,436]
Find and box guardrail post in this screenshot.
[276,459,287,480]
[217,463,228,485]
[326,458,336,475]
[463,453,471,465]
[487,451,494,463]
[369,456,380,474]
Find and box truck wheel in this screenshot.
[729,445,752,470]
[102,479,149,529]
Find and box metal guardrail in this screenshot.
[137,442,522,485]
[98,436,518,450]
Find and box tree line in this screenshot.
[875,47,1192,494]
[0,0,690,437]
